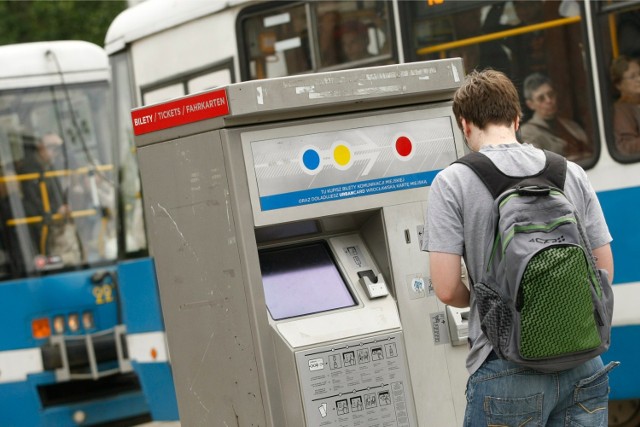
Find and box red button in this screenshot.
[395,136,412,157]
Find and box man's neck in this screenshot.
[474,123,518,150]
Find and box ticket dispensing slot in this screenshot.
[357,270,389,299]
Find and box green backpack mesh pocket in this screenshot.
[519,246,601,360]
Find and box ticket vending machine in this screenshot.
[133,60,469,426]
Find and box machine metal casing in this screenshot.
[134,60,469,426]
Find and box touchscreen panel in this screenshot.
[259,242,356,320]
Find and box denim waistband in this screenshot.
[486,349,500,361]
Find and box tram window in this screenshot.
[238,1,394,80]
[142,62,235,106]
[402,0,597,168]
[142,83,184,106]
[242,4,311,80]
[188,69,232,94]
[596,4,640,161]
[111,52,148,256]
[312,1,392,68]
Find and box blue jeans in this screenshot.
[464,354,619,426]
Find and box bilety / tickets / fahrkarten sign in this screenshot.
[131,88,229,135]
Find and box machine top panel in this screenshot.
[132,58,463,144]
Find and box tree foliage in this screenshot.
[0,0,127,47]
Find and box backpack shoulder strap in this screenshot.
[454,149,567,199]
[539,150,567,189]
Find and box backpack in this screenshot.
[456,150,613,372]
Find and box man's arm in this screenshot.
[593,243,614,283]
[429,252,470,308]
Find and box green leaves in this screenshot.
[0,1,126,46]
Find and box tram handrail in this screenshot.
[417,16,581,56]
[0,164,114,183]
[6,209,99,226]
[1,163,114,226]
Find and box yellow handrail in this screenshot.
[417,16,581,56]
[609,13,619,58]
[6,209,99,227]
[1,164,114,229]
[0,164,114,184]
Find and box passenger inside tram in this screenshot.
[318,11,342,67]
[519,72,593,162]
[17,132,83,265]
[483,1,548,95]
[337,21,372,62]
[610,55,640,155]
[449,6,511,76]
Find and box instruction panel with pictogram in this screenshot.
[295,331,412,427]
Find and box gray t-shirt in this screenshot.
[422,143,612,374]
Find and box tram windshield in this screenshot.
[0,82,116,278]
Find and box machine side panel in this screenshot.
[382,202,468,425]
[137,131,266,425]
[222,127,288,426]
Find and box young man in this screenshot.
[423,69,617,426]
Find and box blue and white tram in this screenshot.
[106,0,640,424]
[0,41,178,426]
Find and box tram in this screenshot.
[0,41,178,426]
[105,0,640,425]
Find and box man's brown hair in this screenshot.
[452,69,522,130]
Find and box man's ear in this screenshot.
[460,118,471,137]
[514,116,520,132]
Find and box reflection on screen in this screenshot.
[259,242,356,320]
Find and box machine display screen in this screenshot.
[259,242,356,320]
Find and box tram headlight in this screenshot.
[32,318,51,339]
[68,313,80,332]
[82,311,94,330]
[53,315,65,334]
